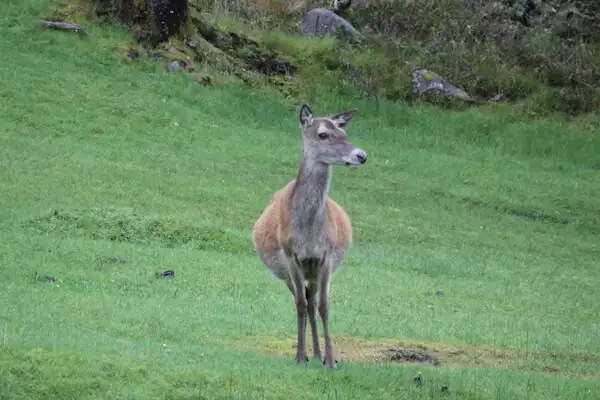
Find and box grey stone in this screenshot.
[412,69,474,102]
[167,61,181,73]
[299,8,361,38]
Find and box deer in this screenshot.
[252,104,367,370]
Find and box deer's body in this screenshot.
[252,178,352,281]
[252,104,367,369]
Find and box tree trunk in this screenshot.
[152,0,188,42]
[92,0,189,45]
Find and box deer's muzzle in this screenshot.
[343,148,368,166]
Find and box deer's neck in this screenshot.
[291,154,331,228]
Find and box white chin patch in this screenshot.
[343,159,360,167]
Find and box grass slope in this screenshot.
[1,0,599,399]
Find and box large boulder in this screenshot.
[299,8,361,38]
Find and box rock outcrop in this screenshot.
[299,8,361,38]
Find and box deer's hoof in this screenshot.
[323,359,338,370]
[295,353,309,366]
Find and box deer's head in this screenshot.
[299,104,367,167]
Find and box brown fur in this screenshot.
[252,104,367,369]
[252,180,352,263]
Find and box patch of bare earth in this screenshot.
[225,336,517,369]
[225,335,600,378]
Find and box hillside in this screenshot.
[46,0,600,117]
[0,0,599,399]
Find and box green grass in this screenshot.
[1,0,600,398]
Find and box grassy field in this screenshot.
[1,0,600,398]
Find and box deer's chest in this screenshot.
[287,218,331,276]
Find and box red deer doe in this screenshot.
[252,104,367,369]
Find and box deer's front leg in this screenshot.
[318,262,336,369]
[289,256,308,365]
[306,282,322,360]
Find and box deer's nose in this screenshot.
[355,149,367,164]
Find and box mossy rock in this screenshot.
[155,38,197,63]
[421,71,441,81]
[268,75,299,98]
[46,0,93,22]
[192,14,297,77]
[200,27,296,75]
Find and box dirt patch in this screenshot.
[228,336,597,380]
[387,347,439,366]
[328,339,445,366]
[228,336,595,377]
[225,335,600,379]
[226,336,475,368]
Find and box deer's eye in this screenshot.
[318,132,328,140]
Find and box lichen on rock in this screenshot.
[412,68,475,104]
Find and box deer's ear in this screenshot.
[300,104,314,126]
[330,108,357,128]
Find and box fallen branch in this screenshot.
[40,21,86,35]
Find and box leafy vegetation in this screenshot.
[162,0,600,116]
[46,0,600,116]
[0,0,599,398]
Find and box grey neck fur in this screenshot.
[291,148,332,228]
